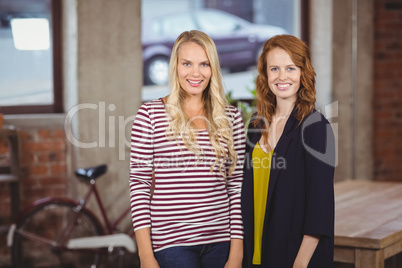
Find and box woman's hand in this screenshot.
[292,235,320,268]
[140,255,160,268]
[136,228,160,268]
[224,257,242,268]
[224,238,243,268]
[292,259,308,268]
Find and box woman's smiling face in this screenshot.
[177,42,211,99]
[266,47,301,103]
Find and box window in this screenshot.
[141,0,305,98]
[195,10,241,33]
[0,0,62,114]
[160,15,197,37]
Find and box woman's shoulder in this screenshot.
[137,98,165,113]
[224,104,240,114]
[302,109,331,130]
[300,109,334,146]
[301,109,336,167]
[224,104,243,120]
[142,98,164,108]
[247,112,260,129]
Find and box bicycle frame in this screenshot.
[9,178,135,253]
[81,178,133,236]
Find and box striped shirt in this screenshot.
[129,98,246,252]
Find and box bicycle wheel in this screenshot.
[12,200,104,268]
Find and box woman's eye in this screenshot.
[201,63,209,67]
[184,63,190,66]
[271,67,278,72]
[288,67,296,71]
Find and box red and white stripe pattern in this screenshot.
[129,98,245,252]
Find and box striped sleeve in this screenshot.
[226,106,246,239]
[129,103,154,231]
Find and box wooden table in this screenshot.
[334,180,402,268]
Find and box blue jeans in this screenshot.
[154,242,230,268]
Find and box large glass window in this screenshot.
[141,0,303,101]
[160,15,197,37]
[0,0,62,114]
[196,11,241,33]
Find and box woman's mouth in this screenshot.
[276,83,291,90]
[188,79,202,87]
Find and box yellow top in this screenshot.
[252,142,274,265]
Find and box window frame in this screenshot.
[301,0,310,45]
[0,0,63,115]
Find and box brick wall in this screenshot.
[19,129,68,206]
[0,128,67,266]
[0,129,68,218]
[373,0,402,181]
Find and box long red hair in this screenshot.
[254,35,316,134]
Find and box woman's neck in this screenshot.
[183,96,204,117]
[275,99,295,117]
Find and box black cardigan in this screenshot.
[241,108,335,268]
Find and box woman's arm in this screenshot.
[302,112,335,239]
[226,108,246,238]
[293,235,320,268]
[135,228,160,268]
[225,108,246,267]
[129,103,157,267]
[296,112,335,267]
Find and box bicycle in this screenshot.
[7,164,138,268]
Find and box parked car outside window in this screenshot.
[142,8,288,85]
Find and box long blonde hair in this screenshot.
[165,30,237,176]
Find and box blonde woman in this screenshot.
[130,30,246,268]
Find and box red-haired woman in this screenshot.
[241,35,336,268]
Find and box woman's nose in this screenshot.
[278,70,287,80]
[191,66,200,76]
